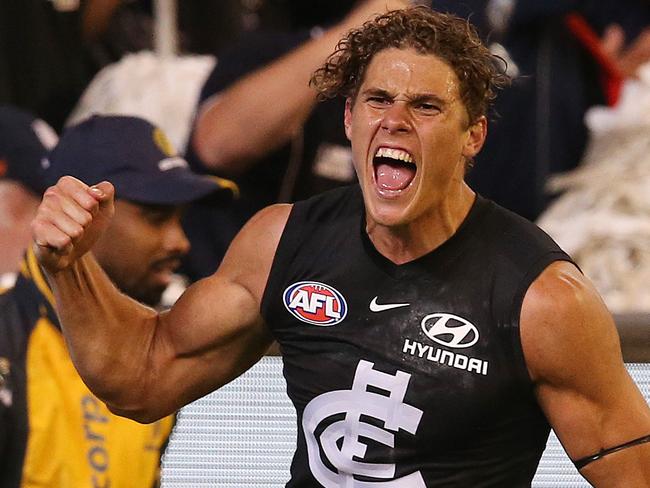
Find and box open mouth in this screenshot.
[373,147,417,192]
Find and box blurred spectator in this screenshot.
[465,0,650,220]
[536,62,650,317]
[183,0,410,281]
[0,115,229,487]
[0,106,58,283]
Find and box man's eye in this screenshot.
[145,212,169,224]
[417,103,440,112]
[141,208,175,225]
[367,96,390,106]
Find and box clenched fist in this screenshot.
[31,176,115,272]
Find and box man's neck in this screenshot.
[365,187,475,265]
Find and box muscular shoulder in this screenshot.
[217,204,293,302]
[239,203,293,254]
[520,260,622,385]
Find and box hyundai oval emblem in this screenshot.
[421,313,479,348]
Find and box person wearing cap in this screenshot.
[0,114,228,487]
[0,106,58,283]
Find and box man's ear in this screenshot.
[344,98,353,141]
[462,116,487,159]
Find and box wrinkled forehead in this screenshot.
[358,47,462,100]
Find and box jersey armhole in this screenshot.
[260,203,307,321]
[508,251,576,386]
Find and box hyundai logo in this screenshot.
[421,313,479,348]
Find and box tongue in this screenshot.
[376,161,416,191]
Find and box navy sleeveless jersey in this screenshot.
[261,185,573,487]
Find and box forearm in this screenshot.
[192,29,341,173]
[193,0,405,173]
[45,252,159,411]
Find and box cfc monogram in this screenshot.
[302,360,426,487]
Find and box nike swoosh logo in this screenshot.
[369,296,410,312]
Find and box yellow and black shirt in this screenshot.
[0,249,174,488]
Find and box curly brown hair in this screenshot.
[310,6,509,124]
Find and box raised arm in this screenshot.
[191,0,410,174]
[521,261,650,486]
[31,176,290,423]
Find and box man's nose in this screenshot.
[381,101,412,134]
[163,219,191,256]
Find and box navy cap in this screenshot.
[0,105,58,194]
[44,115,233,205]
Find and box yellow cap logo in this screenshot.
[153,128,176,157]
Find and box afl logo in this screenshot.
[421,313,479,348]
[283,281,348,326]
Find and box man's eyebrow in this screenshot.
[361,88,449,106]
[138,203,176,216]
[360,88,394,98]
[407,93,448,106]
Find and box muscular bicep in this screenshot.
[164,273,272,399]
[128,204,291,420]
[521,261,650,484]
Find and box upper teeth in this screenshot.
[375,147,413,163]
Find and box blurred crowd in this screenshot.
[3,0,650,282]
[2,0,650,486]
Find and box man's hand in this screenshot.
[31,176,115,272]
[600,24,650,78]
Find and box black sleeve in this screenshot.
[0,295,29,488]
[198,29,311,103]
[0,376,22,488]
[0,385,14,488]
